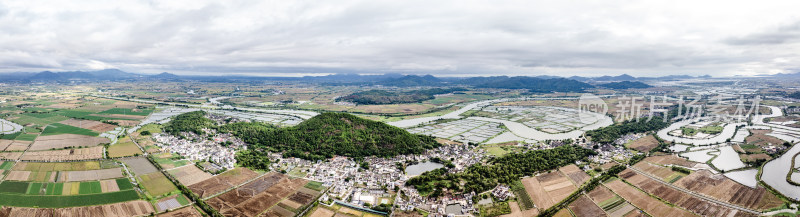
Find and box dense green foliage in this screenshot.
[377,75,442,86]
[585,116,670,144]
[786,91,800,100]
[598,81,652,89]
[407,145,595,197]
[338,88,467,105]
[163,111,216,136]
[227,113,440,164]
[460,76,593,93]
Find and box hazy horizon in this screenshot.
[1,1,799,77]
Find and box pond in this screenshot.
[723,169,758,188]
[405,162,444,176]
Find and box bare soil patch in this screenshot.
[559,164,590,186]
[53,200,155,216]
[120,157,158,175]
[21,146,104,161]
[59,119,117,132]
[170,165,213,186]
[206,173,308,217]
[308,207,336,217]
[620,169,756,216]
[629,135,659,152]
[643,155,697,168]
[30,134,110,151]
[158,206,203,217]
[568,195,606,217]
[188,167,259,198]
[4,140,31,151]
[522,170,577,211]
[5,170,31,181]
[605,179,694,217]
[64,168,123,182]
[0,152,22,160]
[673,169,783,211]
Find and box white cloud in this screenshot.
[0,0,799,76]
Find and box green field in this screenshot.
[27,183,42,195]
[0,190,140,208]
[79,181,102,194]
[176,194,190,205]
[12,114,69,126]
[1,132,20,140]
[116,178,133,190]
[99,108,153,116]
[14,133,39,141]
[41,123,100,136]
[138,172,176,197]
[0,182,28,194]
[0,161,14,170]
[304,181,326,191]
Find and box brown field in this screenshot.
[0,140,12,150]
[64,168,123,182]
[189,167,260,198]
[0,200,155,217]
[522,170,577,211]
[559,164,590,186]
[392,210,423,217]
[20,146,104,161]
[158,206,203,217]
[261,206,294,217]
[13,161,103,171]
[740,153,772,162]
[30,134,110,151]
[120,157,158,175]
[587,185,616,204]
[632,162,679,181]
[5,171,31,181]
[308,207,336,217]
[108,137,143,158]
[568,195,606,217]
[673,170,783,211]
[170,165,213,186]
[628,135,659,152]
[206,173,308,217]
[4,140,31,151]
[280,200,303,210]
[600,162,619,170]
[552,209,573,217]
[643,155,697,168]
[101,179,120,193]
[112,120,140,127]
[605,179,694,217]
[746,130,785,147]
[60,119,117,132]
[619,169,755,216]
[0,151,22,160]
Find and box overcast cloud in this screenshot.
[0,0,799,77]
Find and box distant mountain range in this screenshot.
[0,69,179,82]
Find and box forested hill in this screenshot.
[228,112,440,167]
[598,81,653,89]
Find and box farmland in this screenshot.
[567,195,606,217]
[188,167,260,198]
[673,170,783,210]
[20,146,104,161]
[205,172,320,217]
[169,165,212,186]
[0,180,140,208]
[30,134,110,151]
[138,172,178,197]
[619,168,756,216]
[604,179,695,217]
[108,136,143,158]
[40,123,100,137]
[587,185,641,217]
[521,166,578,211]
[627,135,660,153]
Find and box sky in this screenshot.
[0,0,799,77]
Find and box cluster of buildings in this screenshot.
[152,132,243,169]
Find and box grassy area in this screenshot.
[0,161,14,170]
[510,180,535,210]
[17,161,103,171]
[40,123,99,136]
[116,178,134,190]
[79,181,102,194]
[477,201,511,217]
[304,181,326,191]
[138,172,177,197]
[15,133,38,141]
[108,137,143,158]
[699,125,724,134]
[99,108,153,116]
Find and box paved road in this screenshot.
[628,166,760,215]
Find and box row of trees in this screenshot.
[337,88,467,105]
[585,116,670,144]
[406,145,596,197]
